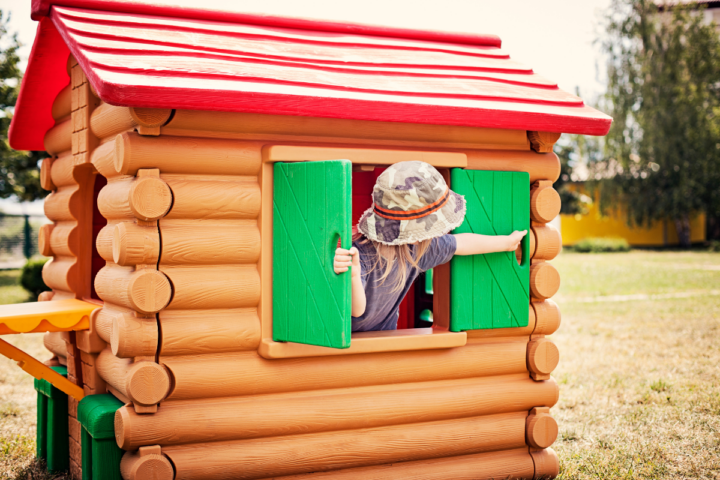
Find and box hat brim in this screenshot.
[357,190,467,246]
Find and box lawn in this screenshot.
[553,251,720,479]
[1,252,719,479]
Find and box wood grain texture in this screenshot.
[162,412,527,480]
[526,407,558,449]
[163,178,261,220]
[115,375,558,450]
[111,313,158,358]
[40,157,55,191]
[52,83,72,121]
[159,309,261,356]
[531,447,559,479]
[531,300,561,336]
[128,176,173,221]
[120,450,174,480]
[112,222,160,266]
[529,262,560,301]
[161,265,260,310]
[43,331,67,359]
[96,348,170,406]
[98,176,172,221]
[42,256,77,292]
[94,265,172,314]
[38,224,54,257]
[528,131,562,153]
[166,110,529,150]
[49,153,76,188]
[115,132,262,176]
[44,185,78,222]
[532,224,562,261]
[527,338,560,376]
[91,307,116,343]
[530,182,561,224]
[91,103,173,139]
[159,223,260,265]
[266,145,467,167]
[95,222,117,262]
[91,139,122,179]
[255,448,535,480]
[44,118,72,155]
[466,150,560,183]
[47,221,78,257]
[162,342,530,399]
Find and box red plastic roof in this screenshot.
[11,1,612,151]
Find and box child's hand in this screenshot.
[505,230,528,251]
[334,247,361,277]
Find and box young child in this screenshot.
[334,161,527,332]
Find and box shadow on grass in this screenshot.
[9,459,68,480]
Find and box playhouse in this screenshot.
[2,1,611,479]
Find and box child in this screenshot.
[334,161,527,332]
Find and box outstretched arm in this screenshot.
[334,247,367,317]
[453,230,527,256]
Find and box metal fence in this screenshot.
[0,214,48,269]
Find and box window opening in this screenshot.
[90,174,108,301]
[351,166,425,330]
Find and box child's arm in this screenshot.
[334,247,366,317]
[453,230,527,256]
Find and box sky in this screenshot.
[0,0,614,214]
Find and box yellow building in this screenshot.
[560,188,706,247]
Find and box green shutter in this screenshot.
[450,169,530,331]
[273,160,352,348]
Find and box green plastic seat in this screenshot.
[34,365,69,472]
[77,394,124,480]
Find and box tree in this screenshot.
[597,0,720,247]
[0,10,47,203]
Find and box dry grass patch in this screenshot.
[0,270,64,480]
[553,251,720,479]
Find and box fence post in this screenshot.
[23,215,32,259]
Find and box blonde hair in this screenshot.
[352,232,432,293]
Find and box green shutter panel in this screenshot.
[450,169,530,331]
[273,160,352,348]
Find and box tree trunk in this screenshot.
[674,214,691,249]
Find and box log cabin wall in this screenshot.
[84,108,566,480]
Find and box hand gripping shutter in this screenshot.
[450,169,530,331]
[273,160,352,348]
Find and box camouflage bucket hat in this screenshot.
[358,161,467,245]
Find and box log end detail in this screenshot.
[125,362,171,406]
[527,338,560,376]
[130,108,173,128]
[127,269,172,314]
[120,447,174,480]
[526,408,558,450]
[530,185,561,224]
[531,447,560,479]
[530,262,560,300]
[128,177,173,221]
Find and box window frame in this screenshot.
[259,145,469,359]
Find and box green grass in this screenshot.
[0,270,61,480]
[553,251,720,479]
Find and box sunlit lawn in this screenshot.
[1,252,720,479]
[553,251,720,479]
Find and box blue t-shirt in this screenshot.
[351,235,457,332]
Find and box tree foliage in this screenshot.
[0,10,47,203]
[597,0,720,246]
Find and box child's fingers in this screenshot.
[334,266,349,273]
[335,248,352,255]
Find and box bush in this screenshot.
[20,257,49,299]
[708,240,720,252]
[573,237,631,253]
